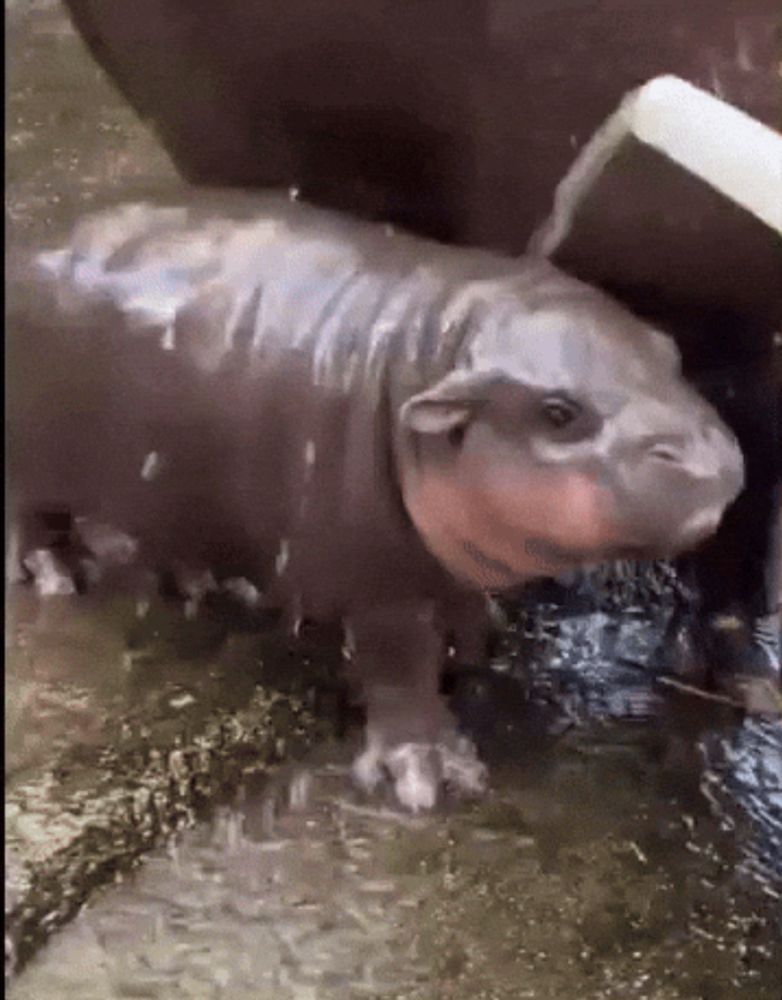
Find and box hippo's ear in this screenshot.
[399,370,500,434]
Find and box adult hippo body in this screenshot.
[9,191,745,809]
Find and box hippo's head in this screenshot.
[397,265,745,590]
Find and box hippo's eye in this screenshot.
[541,395,580,429]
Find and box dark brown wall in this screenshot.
[64,0,780,251]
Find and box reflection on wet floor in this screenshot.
[8,704,782,1000]
[6,580,782,999]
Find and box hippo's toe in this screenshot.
[351,736,386,793]
[440,736,489,796]
[385,744,440,813]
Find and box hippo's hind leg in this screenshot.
[345,600,487,812]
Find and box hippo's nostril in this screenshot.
[648,443,682,464]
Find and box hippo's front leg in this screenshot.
[345,599,487,812]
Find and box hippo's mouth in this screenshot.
[522,536,649,565]
[461,536,649,583]
[460,539,519,582]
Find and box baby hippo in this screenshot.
[11,190,745,810]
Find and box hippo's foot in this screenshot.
[352,730,488,813]
[22,549,77,597]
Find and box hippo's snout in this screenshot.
[619,403,745,555]
[644,421,743,489]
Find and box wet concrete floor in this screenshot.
[5,2,782,997]
[7,587,782,998]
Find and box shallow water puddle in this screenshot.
[10,704,782,1000]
